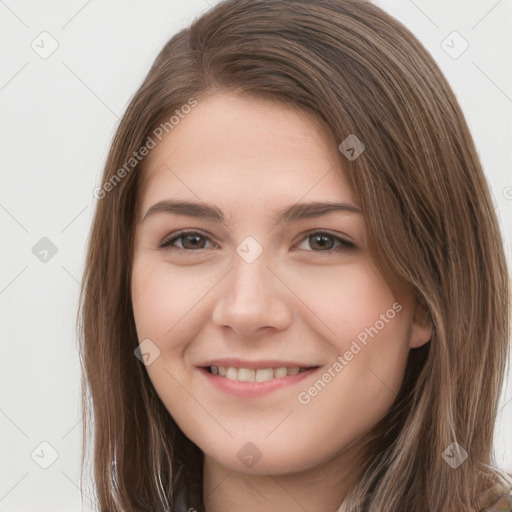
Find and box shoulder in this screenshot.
[483,493,512,512]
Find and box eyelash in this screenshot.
[158,229,356,256]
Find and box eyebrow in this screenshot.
[141,199,361,225]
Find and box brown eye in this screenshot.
[159,231,215,251]
[180,233,207,250]
[159,229,355,256]
[309,233,335,251]
[296,231,355,254]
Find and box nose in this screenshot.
[211,250,294,338]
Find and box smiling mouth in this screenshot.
[205,365,319,383]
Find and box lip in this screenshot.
[200,358,317,369]
[198,365,322,398]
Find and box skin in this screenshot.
[131,91,432,512]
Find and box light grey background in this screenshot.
[0,1,511,511]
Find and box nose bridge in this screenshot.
[229,233,275,299]
[231,251,270,303]
[212,245,293,334]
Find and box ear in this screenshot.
[409,299,432,349]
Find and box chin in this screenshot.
[203,437,332,476]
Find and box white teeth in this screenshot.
[209,365,307,382]
[226,367,238,380]
[255,368,274,382]
[274,367,287,378]
[237,368,256,382]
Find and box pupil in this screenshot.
[311,234,333,250]
[180,234,334,251]
[183,234,204,249]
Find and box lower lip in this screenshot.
[198,367,321,397]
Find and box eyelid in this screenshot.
[159,229,217,250]
[159,229,356,253]
[298,228,355,247]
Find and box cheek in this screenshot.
[289,259,411,405]
[286,257,408,347]
[131,262,171,339]
[131,259,207,417]
[131,258,210,343]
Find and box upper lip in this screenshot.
[200,358,319,369]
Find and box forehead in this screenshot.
[137,92,356,212]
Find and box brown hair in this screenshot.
[77,0,512,510]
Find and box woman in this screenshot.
[78,0,512,510]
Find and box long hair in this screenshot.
[77,0,512,510]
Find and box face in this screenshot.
[131,91,431,475]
